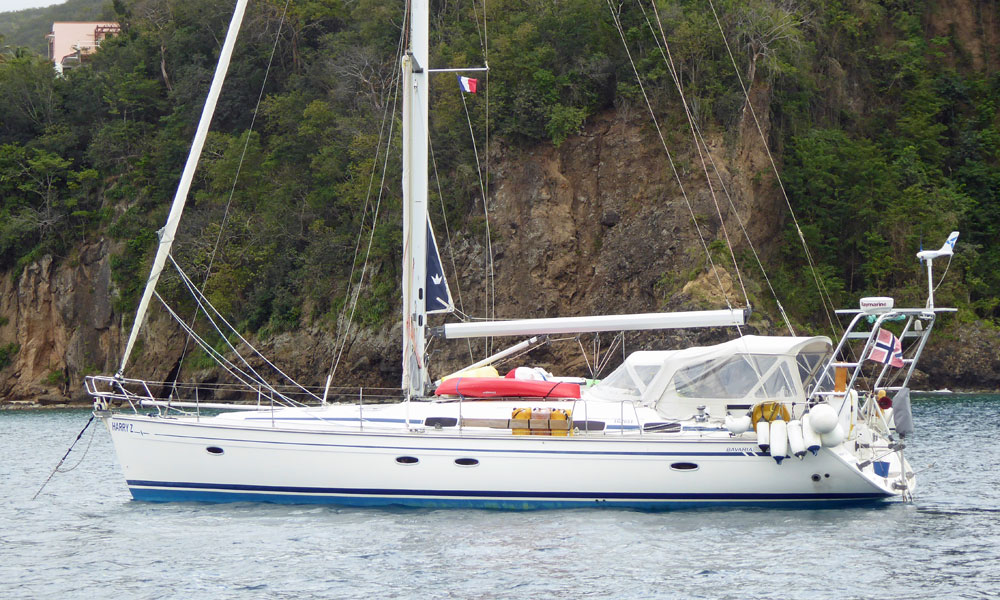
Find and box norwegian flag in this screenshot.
[457,75,478,93]
[868,328,904,368]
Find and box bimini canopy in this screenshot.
[586,336,833,418]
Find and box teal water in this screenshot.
[2,395,998,599]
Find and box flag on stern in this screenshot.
[457,75,478,93]
[867,328,904,368]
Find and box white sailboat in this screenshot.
[87,0,958,509]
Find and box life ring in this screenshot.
[751,401,791,427]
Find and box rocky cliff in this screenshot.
[2,102,993,407]
[2,0,1000,405]
[0,240,119,405]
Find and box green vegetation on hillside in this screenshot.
[0,0,997,350]
[773,1,997,324]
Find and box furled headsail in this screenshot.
[425,217,454,314]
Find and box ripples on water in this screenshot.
[2,395,998,599]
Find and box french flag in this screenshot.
[868,328,904,368]
[457,75,478,93]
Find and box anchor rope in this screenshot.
[32,415,95,500]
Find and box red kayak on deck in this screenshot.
[434,377,582,399]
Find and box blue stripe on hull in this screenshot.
[127,480,891,510]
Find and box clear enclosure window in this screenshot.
[632,365,660,389]
[673,355,759,399]
[597,365,643,398]
[796,351,829,389]
[755,362,796,398]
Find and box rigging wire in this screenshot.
[166,256,312,402]
[170,0,292,393]
[577,337,595,379]
[327,10,409,380]
[595,332,624,377]
[604,0,742,338]
[484,0,493,351]
[639,0,751,313]
[704,0,841,339]
[460,0,495,358]
[458,76,496,357]
[429,132,476,362]
[154,290,296,404]
[691,122,796,335]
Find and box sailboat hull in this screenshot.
[103,413,896,510]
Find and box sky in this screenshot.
[2,0,64,13]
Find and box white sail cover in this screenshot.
[425,217,454,314]
[435,309,748,338]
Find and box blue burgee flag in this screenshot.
[425,218,454,314]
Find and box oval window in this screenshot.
[205,446,224,456]
[455,458,479,467]
[670,462,699,471]
[395,456,419,465]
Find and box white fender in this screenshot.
[787,419,806,459]
[820,423,846,447]
[725,414,752,435]
[809,403,838,434]
[756,419,770,453]
[769,419,788,464]
[801,413,822,456]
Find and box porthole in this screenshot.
[670,462,699,471]
[205,446,224,456]
[455,458,479,467]
[396,456,419,465]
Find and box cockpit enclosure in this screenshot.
[584,335,833,420]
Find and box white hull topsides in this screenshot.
[99,396,910,509]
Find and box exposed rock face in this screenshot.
[5,0,1000,402]
[0,108,773,403]
[3,99,992,403]
[425,110,771,379]
[0,240,119,403]
[920,324,1000,391]
[925,0,999,71]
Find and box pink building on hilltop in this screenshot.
[46,22,120,74]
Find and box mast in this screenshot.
[401,0,430,396]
